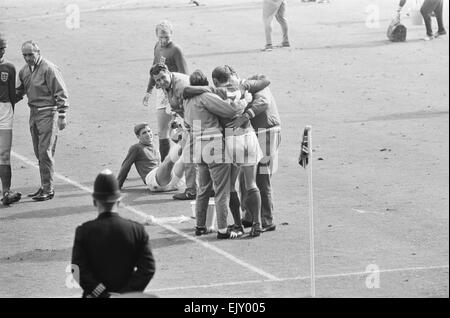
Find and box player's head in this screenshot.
[212,65,238,87]
[155,20,173,47]
[0,35,7,60]
[189,69,209,86]
[134,123,153,146]
[150,63,171,89]
[21,40,40,66]
[92,169,121,211]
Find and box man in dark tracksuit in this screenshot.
[71,169,155,298]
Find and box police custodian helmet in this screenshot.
[92,169,121,202]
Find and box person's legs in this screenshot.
[36,110,59,194]
[242,165,262,236]
[256,162,274,228]
[263,0,279,48]
[174,131,197,199]
[275,0,290,46]
[0,129,12,193]
[156,108,171,161]
[184,163,197,194]
[155,143,182,187]
[239,168,252,225]
[29,111,42,187]
[434,0,446,34]
[228,164,242,228]
[0,128,21,205]
[255,127,280,229]
[195,162,212,231]
[209,162,232,234]
[421,0,437,36]
[155,89,172,161]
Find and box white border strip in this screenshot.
[11,151,280,281]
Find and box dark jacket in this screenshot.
[71,212,155,298]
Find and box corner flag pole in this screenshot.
[299,125,315,297]
[306,126,315,297]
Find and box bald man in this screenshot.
[16,41,69,201]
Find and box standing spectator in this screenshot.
[398,0,447,40]
[420,0,446,40]
[262,0,290,51]
[143,20,189,162]
[16,40,69,201]
[71,169,155,298]
[149,63,197,200]
[0,35,21,206]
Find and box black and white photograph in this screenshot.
[0,0,448,302]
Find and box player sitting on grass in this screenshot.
[117,123,186,192]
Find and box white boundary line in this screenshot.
[145,264,450,293]
[11,151,280,281]
[55,264,449,297]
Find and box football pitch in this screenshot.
[0,0,448,298]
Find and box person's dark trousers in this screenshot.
[195,161,231,230]
[29,107,58,193]
[183,132,197,195]
[240,163,274,227]
[256,164,274,227]
[421,0,445,36]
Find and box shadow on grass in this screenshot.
[0,205,95,221]
[150,235,194,250]
[0,247,72,264]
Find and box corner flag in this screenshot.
[299,127,310,168]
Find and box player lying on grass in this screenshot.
[117,123,186,192]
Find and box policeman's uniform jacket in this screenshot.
[71,212,155,298]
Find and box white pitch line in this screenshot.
[11,151,280,281]
[143,264,450,293]
[45,263,450,297]
[301,264,450,280]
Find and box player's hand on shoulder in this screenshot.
[58,117,67,130]
[142,92,152,107]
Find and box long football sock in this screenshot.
[159,138,170,161]
[0,165,12,193]
[229,191,242,226]
[245,187,262,228]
